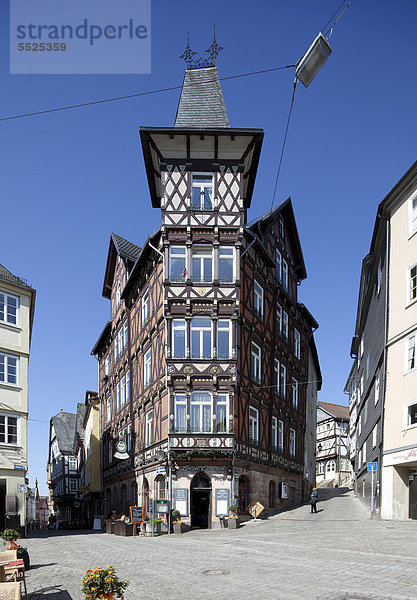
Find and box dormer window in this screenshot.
[191,173,213,211]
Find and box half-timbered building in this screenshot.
[92,59,320,527]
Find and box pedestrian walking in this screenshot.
[310,488,318,513]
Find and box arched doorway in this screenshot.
[191,472,211,529]
[239,476,249,512]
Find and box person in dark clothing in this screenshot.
[310,488,318,513]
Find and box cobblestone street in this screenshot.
[22,490,417,600]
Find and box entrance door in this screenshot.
[409,475,417,519]
[191,472,211,529]
[239,476,249,512]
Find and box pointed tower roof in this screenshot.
[174,67,230,128]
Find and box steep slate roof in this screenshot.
[102,233,141,299]
[174,67,230,128]
[51,411,77,454]
[111,233,142,262]
[317,401,349,421]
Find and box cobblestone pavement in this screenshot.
[21,489,417,600]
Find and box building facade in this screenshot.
[0,264,35,529]
[345,161,417,518]
[92,64,320,527]
[79,390,101,525]
[316,402,350,486]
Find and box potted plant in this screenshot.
[228,505,239,529]
[144,518,163,536]
[82,566,129,600]
[1,529,21,550]
[172,510,185,534]
[17,545,30,570]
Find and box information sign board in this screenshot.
[215,489,229,516]
[129,505,144,524]
[174,488,188,516]
[154,499,170,514]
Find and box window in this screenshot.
[409,193,417,236]
[69,456,77,471]
[408,264,417,303]
[217,320,232,359]
[218,247,234,283]
[372,424,378,448]
[294,329,301,359]
[0,291,19,326]
[326,460,336,474]
[282,259,288,291]
[289,428,296,458]
[115,281,121,309]
[69,478,78,493]
[104,356,109,377]
[191,317,212,359]
[106,397,111,423]
[272,416,278,450]
[406,334,416,372]
[406,402,417,427]
[116,381,121,411]
[358,414,362,436]
[277,305,282,335]
[145,410,153,446]
[126,371,130,405]
[275,249,289,291]
[276,249,282,281]
[172,319,186,358]
[274,359,280,394]
[280,364,286,399]
[144,348,151,388]
[291,378,298,409]
[278,420,284,452]
[375,371,380,405]
[191,246,213,283]
[169,246,187,282]
[123,321,128,348]
[191,173,213,211]
[216,394,228,433]
[279,214,285,238]
[0,415,18,444]
[0,353,19,385]
[251,342,261,383]
[254,281,264,318]
[249,407,259,444]
[118,371,130,408]
[283,311,289,340]
[317,462,324,475]
[174,394,187,433]
[190,392,211,433]
[142,289,150,325]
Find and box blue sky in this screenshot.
[1,0,416,495]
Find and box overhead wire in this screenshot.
[0,64,296,122]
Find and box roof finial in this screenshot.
[180,28,223,70]
[179,33,197,69]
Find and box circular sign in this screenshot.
[116,440,127,453]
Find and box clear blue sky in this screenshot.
[1,1,416,495]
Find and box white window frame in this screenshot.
[289,428,296,458]
[191,245,213,283]
[145,410,154,446]
[274,359,280,394]
[216,394,228,433]
[0,352,19,386]
[277,305,282,335]
[294,329,301,359]
[279,214,285,238]
[254,280,264,319]
[409,191,417,237]
[251,342,261,383]
[116,381,121,411]
[283,311,289,340]
[142,289,150,326]
[278,420,284,452]
[104,356,109,377]
[291,378,298,409]
[115,281,121,309]
[0,414,19,445]
[169,246,187,282]
[68,456,77,471]
[405,333,416,373]
[190,391,212,433]
[218,246,234,283]
[280,364,287,399]
[174,394,187,433]
[404,399,417,429]
[282,259,288,291]
[106,397,111,423]
[374,371,380,405]
[217,319,232,359]
[144,348,152,388]
[407,263,417,305]
[191,317,212,359]
[0,291,19,327]
[69,478,78,493]
[272,416,278,450]
[372,424,377,448]
[172,319,186,359]
[249,406,259,445]
[191,173,214,211]
[276,249,282,282]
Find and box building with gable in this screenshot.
[92,60,320,527]
[316,401,350,486]
[0,264,35,530]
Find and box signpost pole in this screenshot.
[371,468,374,515]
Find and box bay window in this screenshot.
[191,317,212,359]
[218,247,234,283]
[190,392,211,433]
[191,246,213,283]
[169,246,187,282]
[217,319,232,358]
[216,394,228,433]
[174,394,187,433]
[191,173,213,211]
[172,319,186,358]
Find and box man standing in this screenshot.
[311,488,318,513]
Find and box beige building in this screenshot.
[382,162,417,519]
[80,391,101,524]
[0,264,35,529]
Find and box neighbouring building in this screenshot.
[0,264,35,530]
[47,404,85,525]
[78,390,101,526]
[92,53,320,527]
[345,160,417,519]
[305,336,322,491]
[316,402,350,486]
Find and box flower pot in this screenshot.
[144,521,161,536]
[228,518,239,529]
[173,522,186,534]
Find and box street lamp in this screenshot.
[296,33,332,87]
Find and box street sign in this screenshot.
[156,467,166,474]
[367,462,377,471]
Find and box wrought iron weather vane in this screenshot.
[180,27,223,69]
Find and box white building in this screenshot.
[316,402,350,486]
[0,264,35,529]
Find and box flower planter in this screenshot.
[17,549,30,571]
[173,522,186,534]
[144,522,161,536]
[228,518,240,529]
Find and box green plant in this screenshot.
[229,504,238,517]
[1,529,21,549]
[82,566,129,600]
[172,510,182,523]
